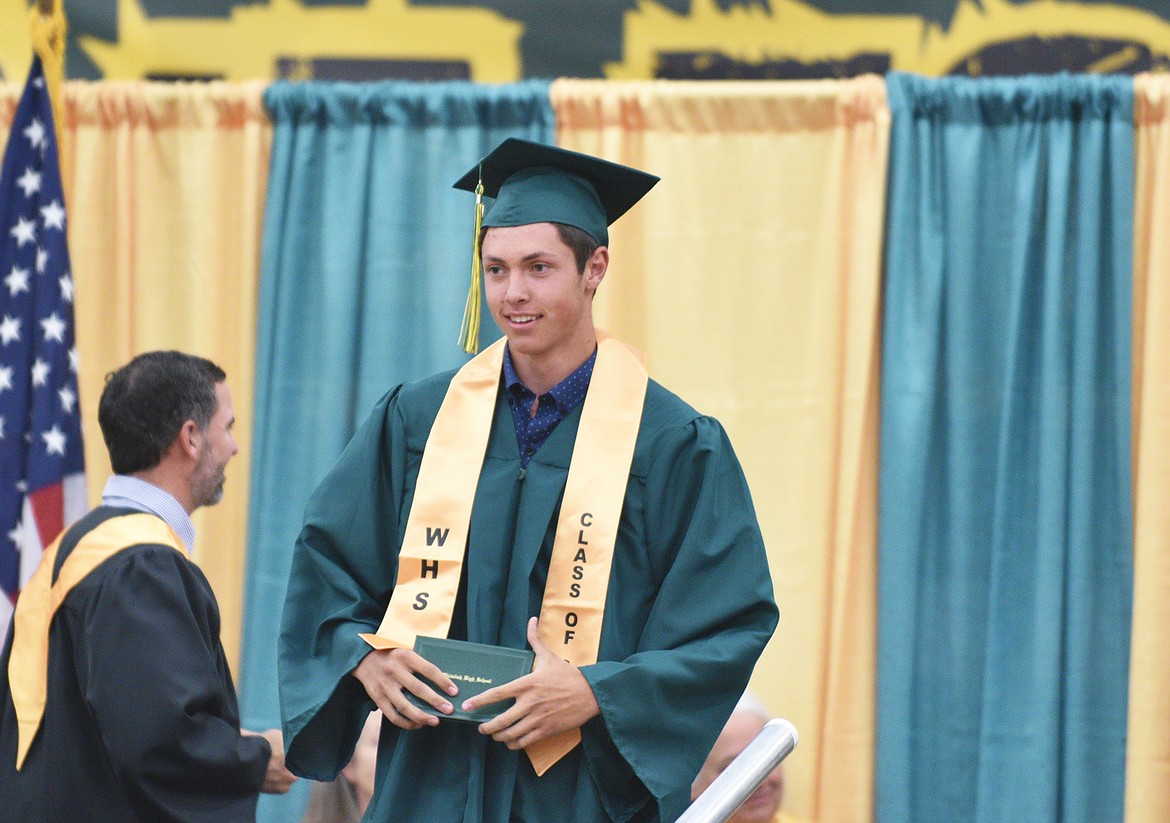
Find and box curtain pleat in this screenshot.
[552,77,888,823]
[879,72,1134,823]
[1125,73,1170,823]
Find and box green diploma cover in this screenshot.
[407,636,535,724]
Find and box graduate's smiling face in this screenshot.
[190,381,238,509]
[482,222,606,373]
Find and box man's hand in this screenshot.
[465,617,600,750]
[352,646,459,730]
[242,728,298,794]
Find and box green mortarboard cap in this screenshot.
[452,139,658,354]
[453,138,660,246]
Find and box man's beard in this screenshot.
[203,478,225,507]
[193,455,227,508]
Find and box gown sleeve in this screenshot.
[72,546,270,823]
[279,388,407,779]
[579,415,779,821]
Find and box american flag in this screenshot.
[0,54,87,638]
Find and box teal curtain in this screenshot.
[877,73,1134,823]
[239,80,553,822]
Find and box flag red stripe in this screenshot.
[29,483,64,547]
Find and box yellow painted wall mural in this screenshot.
[612,0,1170,78]
[79,0,522,82]
[3,0,1170,83]
[0,4,33,81]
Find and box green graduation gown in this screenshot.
[279,370,778,823]
[0,507,270,822]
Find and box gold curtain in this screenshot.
[1126,73,1170,823]
[551,77,888,823]
[1,80,271,671]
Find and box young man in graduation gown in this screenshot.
[279,140,779,823]
[0,351,297,822]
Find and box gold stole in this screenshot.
[8,513,186,770]
[361,331,648,775]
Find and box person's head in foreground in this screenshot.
[98,350,237,513]
[692,692,785,823]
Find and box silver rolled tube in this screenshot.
[676,718,799,823]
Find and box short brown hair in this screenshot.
[553,223,600,273]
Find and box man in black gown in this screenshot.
[0,350,296,822]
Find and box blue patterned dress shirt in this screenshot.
[502,346,596,469]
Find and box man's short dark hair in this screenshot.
[479,222,602,274]
[553,223,600,273]
[98,351,226,475]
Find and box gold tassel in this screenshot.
[458,177,485,354]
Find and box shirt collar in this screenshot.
[101,475,196,553]
[502,345,526,394]
[502,345,597,413]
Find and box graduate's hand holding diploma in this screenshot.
[465,617,600,750]
[352,646,460,729]
[241,728,298,794]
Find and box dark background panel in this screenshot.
[37,0,1170,80]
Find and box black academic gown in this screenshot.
[279,371,779,823]
[0,507,269,823]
